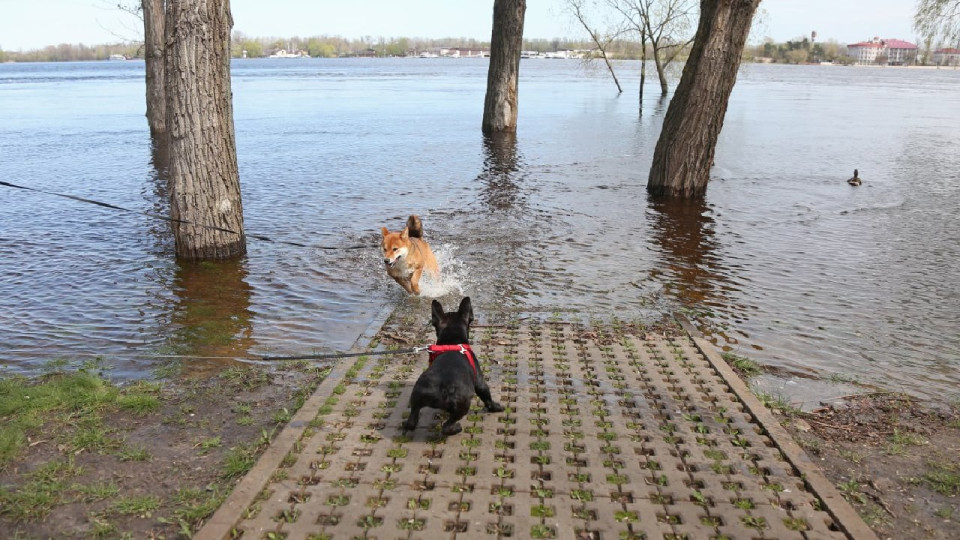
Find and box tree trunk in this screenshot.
[142,0,166,139]
[653,44,669,95]
[165,0,246,260]
[647,0,759,199]
[639,38,647,108]
[482,0,526,134]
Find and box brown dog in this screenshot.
[380,215,439,295]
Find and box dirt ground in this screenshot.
[0,361,329,539]
[779,393,960,540]
[2,328,958,539]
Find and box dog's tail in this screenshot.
[406,215,424,239]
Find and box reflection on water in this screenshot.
[164,259,254,374]
[647,198,725,305]
[479,132,523,211]
[1,59,959,405]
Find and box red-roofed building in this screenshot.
[933,48,960,66]
[847,37,917,65]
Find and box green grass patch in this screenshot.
[109,495,160,517]
[221,444,258,480]
[722,352,763,378]
[922,460,960,495]
[0,458,85,520]
[117,392,161,414]
[0,369,121,467]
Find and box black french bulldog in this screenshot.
[403,297,504,436]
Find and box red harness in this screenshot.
[427,344,477,377]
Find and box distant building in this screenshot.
[846,37,917,65]
[933,47,960,66]
[439,48,489,58]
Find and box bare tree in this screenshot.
[165,0,246,259]
[142,0,166,138]
[567,0,625,93]
[915,0,960,45]
[608,0,697,96]
[647,0,760,199]
[483,0,526,134]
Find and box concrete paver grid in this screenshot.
[197,323,874,540]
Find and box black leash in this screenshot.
[0,179,370,250]
[261,346,428,362]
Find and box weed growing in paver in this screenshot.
[783,517,810,531]
[740,515,767,530]
[531,524,557,538]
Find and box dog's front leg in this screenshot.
[409,267,423,295]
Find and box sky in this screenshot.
[0,0,920,52]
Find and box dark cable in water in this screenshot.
[0,179,371,250]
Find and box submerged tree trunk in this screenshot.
[639,37,647,107]
[647,0,759,199]
[482,0,526,134]
[165,0,246,259]
[653,46,669,95]
[142,0,166,139]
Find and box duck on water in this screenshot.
[847,169,862,186]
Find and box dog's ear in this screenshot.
[431,300,445,328]
[380,227,389,237]
[458,297,473,326]
[400,226,409,240]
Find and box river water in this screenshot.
[1,58,958,403]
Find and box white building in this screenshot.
[933,48,960,66]
[847,37,917,65]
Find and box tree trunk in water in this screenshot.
[142,0,166,139]
[639,38,647,109]
[647,0,760,199]
[165,0,245,260]
[482,0,526,134]
[654,46,669,96]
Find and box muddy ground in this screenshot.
[1,323,958,539]
[779,393,960,540]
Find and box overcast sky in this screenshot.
[0,0,920,52]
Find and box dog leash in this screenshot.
[261,346,431,362]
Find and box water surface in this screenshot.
[1,59,958,403]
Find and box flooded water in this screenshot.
[1,59,958,403]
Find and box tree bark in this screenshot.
[647,0,760,199]
[482,0,526,134]
[142,0,166,138]
[165,0,246,260]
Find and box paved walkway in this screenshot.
[197,321,876,539]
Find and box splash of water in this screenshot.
[417,243,468,299]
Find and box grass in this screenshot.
[109,495,160,518]
[0,365,121,467]
[721,352,763,378]
[1,356,328,538]
[0,458,85,520]
[921,460,960,496]
[754,390,801,415]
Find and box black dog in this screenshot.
[403,297,504,436]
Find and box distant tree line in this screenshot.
[229,32,650,59]
[0,43,143,62]
[745,37,855,65]
[0,34,657,62]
